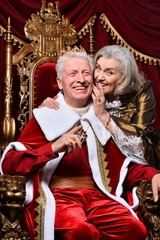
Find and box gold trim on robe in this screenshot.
[35,169,47,240]
[95,135,112,193]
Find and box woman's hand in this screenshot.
[91,85,110,126]
[151,173,160,202]
[51,125,83,154]
[39,95,59,110]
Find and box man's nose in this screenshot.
[78,73,85,82]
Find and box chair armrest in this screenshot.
[136,179,160,239]
[0,175,29,239]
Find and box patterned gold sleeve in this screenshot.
[112,80,156,135]
[110,81,160,169]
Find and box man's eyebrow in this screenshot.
[66,69,77,73]
[66,68,91,74]
[82,68,92,72]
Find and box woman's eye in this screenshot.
[106,71,114,76]
[95,65,101,71]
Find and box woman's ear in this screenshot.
[56,77,63,90]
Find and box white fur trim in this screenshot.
[33,92,111,145]
[86,124,139,220]
[81,104,111,146]
[0,142,27,174]
[132,187,139,210]
[0,142,33,205]
[116,158,131,198]
[41,152,65,240]
[33,92,80,141]
[115,157,141,210]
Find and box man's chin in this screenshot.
[72,97,89,108]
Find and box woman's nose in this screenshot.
[97,71,105,81]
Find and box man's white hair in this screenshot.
[56,51,94,79]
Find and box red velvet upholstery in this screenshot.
[34,62,60,108]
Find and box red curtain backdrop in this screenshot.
[0,0,160,131]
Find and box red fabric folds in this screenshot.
[101,0,160,57]
[1,0,160,57]
[51,188,147,240]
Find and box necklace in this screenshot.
[76,124,90,144]
[71,104,90,144]
[76,129,87,143]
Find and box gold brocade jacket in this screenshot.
[111,80,160,170]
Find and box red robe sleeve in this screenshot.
[126,162,160,188]
[2,116,57,176]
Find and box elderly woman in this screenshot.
[92,45,160,169]
[41,45,160,169]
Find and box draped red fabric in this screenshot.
[0,0,42,40]
[98,0,160,57]
[0,0,160,130]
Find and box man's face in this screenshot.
[57,57,93,108]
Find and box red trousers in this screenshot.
[51,188,147,240]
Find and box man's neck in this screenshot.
[71,105,90,116]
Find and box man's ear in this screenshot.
[56,77,63,90]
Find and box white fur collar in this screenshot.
[33,92,111,146]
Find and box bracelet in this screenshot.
[104,115,111,128]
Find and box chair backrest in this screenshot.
[1,1,94,152]
[34,62,59,109]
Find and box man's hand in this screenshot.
[151,173,160,202]
[51,125,83,154]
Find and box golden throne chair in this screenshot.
[0,1,78,239]
[1,1,78,150]
[0,1,160,239]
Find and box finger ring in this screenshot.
[68,142,73,147]
[98,98,101,102]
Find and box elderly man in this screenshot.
[1,51,160,240]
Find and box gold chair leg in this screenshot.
[0,175,29,240]
[137,179,160,240]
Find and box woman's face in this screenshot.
[94,57,122,96]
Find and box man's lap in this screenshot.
[51,187,147,240]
